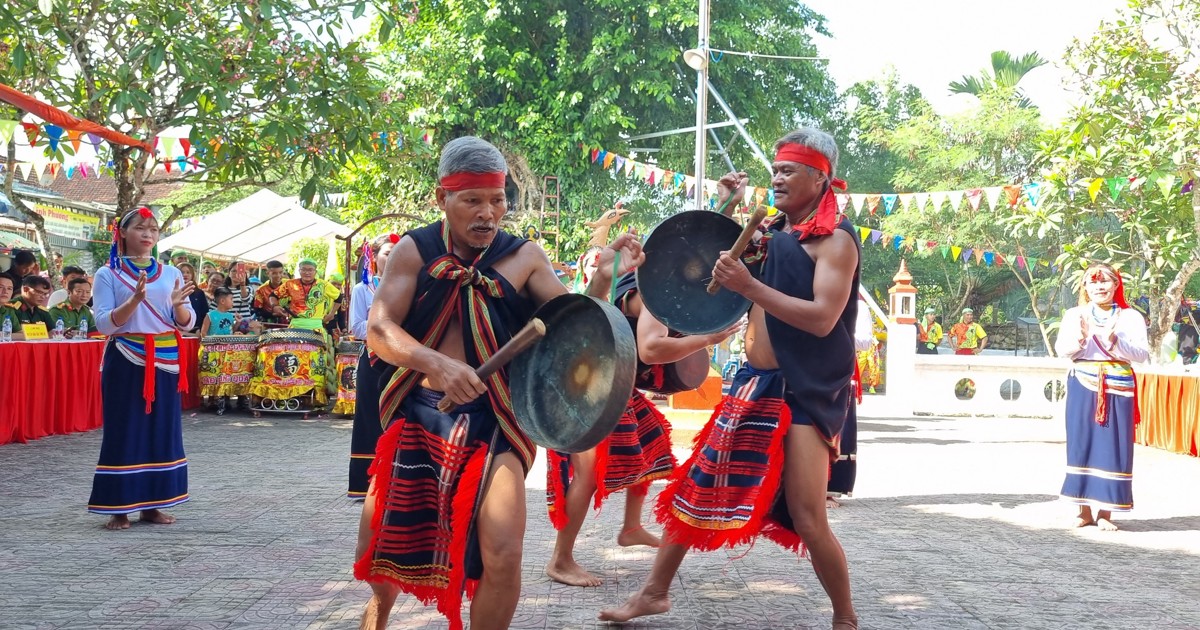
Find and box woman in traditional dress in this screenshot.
[1055,263,1148,531]
[346,233,398,499]
[88,207,197,530]
[177,262,209,335]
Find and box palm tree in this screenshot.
[949,51,1048,107]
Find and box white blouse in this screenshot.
[93,262,195,335]
[1054,304,1149,364]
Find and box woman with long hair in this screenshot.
[88,207,197,530]
[224,261,254,322]
[346,233,398,499]
[1055,263,1149,531]
[177,263,209,335]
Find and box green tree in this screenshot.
[949,50,1048,108]
[0,0,392,238]
[1015,0,1200,361]
[871,90,1063,352]
[828,70,929,194]
[339,0,839,261]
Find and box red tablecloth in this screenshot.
[0,340,105,445]
[180,336,201,410]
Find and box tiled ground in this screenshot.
[2,402,1198,629]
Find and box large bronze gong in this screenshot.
[510,293,637,453]
[638,210,751,335]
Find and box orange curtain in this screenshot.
[0,83,153,151]
[1136,371,1200,457]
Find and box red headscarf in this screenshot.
[774,143,848,241]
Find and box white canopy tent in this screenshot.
[158,188,349,264]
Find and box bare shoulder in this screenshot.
[516,239,554,266]
[811,228,859,263]
[387,235,424,273]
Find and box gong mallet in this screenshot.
[436,317,547,413]
[707,205,770,295]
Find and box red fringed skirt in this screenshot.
[655,364,803,553]
[546,389,676,529]
[353,387,512,630]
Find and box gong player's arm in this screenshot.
[741,230,858,338]
[520,243,571,308]
[367,235,443,372]
[636,299,718,365]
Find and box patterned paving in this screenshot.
[1,403,1198,629]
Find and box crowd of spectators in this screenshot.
[1,248,347,342]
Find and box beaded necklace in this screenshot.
[1089,302,1118,326]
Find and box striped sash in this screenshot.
[1072,360,1137,426]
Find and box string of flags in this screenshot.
[584,145,1065,272]
[585,145,1194,215]
[0,119,435,184]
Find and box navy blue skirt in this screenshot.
[827,402,857,496]
[1060,372,1134,511]
[348,350,385,499]
[87,346,189,515]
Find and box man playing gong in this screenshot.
[354,136,643,630]
[544,267,741,586]
[601,127,860,629]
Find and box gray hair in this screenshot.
[774,128,839,179]
[438,136,508,178]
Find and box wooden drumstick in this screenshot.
[707,205,769,295]
[436,318,547,413]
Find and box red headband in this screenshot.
[440,171,506,192]
[774,143,848,241]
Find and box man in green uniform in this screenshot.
[49,277,95,338]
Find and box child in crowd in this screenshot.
[200,288,236,414]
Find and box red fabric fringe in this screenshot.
[591,437,612,510]
[654,398,796,553]
[1095,368,1108,426]
[546,449,570,531]
[441,445,488,630]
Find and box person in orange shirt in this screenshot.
[948,308,988,355]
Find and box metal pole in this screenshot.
[693,0,710,211]
[705,78,773,176]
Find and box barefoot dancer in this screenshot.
[88,207,197,530]
[353,137,643,630]
[544,271,740,587]
[346,233,398,500]
[600,128,860,629]
[1055,263,1148,531]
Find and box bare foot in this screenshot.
[1073,516,1095,528]
[104,515,131,530]
[617,525,661,548]
[833,615,860,629]
[1096,517,1119,531]
[1073,505,1094,528]
[546,558,602,587]
[599,590,671,622]
[139,509,176,525]
[826,495,842,509]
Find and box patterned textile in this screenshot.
[88,341,188,515]
[655,365,799,552]
[546,389,676,529]
[375,221,534,469]
[198,334,256,397]
[354,388,508,630]
[280,278,340,320]
[1061,363,1137,511]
